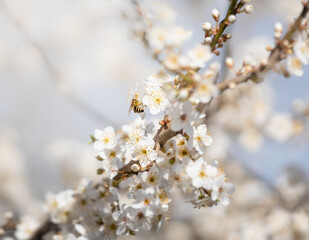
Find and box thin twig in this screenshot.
[211,0,245,51]
[216,1,309,93]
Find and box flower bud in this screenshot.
[275,22,283,32]
[225,57,234,68]
[96,155,103,161]
[228,82,236,89]
[179,88,189,99]
[97,168,104,175]
[274,22,283,38]
[131,163,141,172]
[204,37,212,45]
[244,5,253,14]
[4,212,13,219]
[274,31,282,39]
[202,22,212,31]
[212,8,220,21]
[228,15,236,24]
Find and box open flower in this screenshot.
[133,139,158,167]
[287,56,304,76]
[142,87,169,114]
[211,175,235,206]
[188,44,212,68]
[169,102,198,135]
[126,206,154,232]
[193,124,213,154]
[93,127,116,151]
[294,37,309,64]
[186,158,218,189]
[148,26,168,51]
[15,216,40,240]
[194,79,218,104]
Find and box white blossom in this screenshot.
[287,56,304,76]
[294,37,309,64]
[169,102,198,135]
[143,87,169,115]
[264,113,294,142]
[211,175,235,206]
[188,44,212,68]
[93,127,116,151]
[133,139,158,167]
[15,216,40,240]
[193,124,213,154]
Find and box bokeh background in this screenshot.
[0,0,309,239]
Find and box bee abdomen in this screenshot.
[133,105,144,113]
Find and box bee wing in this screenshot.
[140,112,146,120]
[128,105,133,116]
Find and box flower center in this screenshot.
[177,140,186,146]
[200,84,210,92]
[181,148,189,156]
[109,151,116,158]
[180,114,187,121]
[155,98,162,104]
[149,176,156,183]
[109,223,117,231]
[137,212,144,219]
[292,58,302,69]
[174,174,180,181]
[199,171,206,178]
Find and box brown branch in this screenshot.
[216,1,309,93]
[30,220,59,240]
[115,1,309,186]
[18,2,309,239]
[211,0,244,51]
[112,127,181,184]
[0,219,18,238]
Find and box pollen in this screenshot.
[199,171,206,178]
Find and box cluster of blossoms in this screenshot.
[139,1,212,71]
[3,1,309,240]
[134,1,252,72]
[206,82,306,153]
[28,72,235,240]
[157,163,309,240]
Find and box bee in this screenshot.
[128,93,145,115]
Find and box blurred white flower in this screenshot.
[287,56,304,76]
[143,87,169,114]
[193,124,213,154]
[15,216,40,240]
[188,44,212,68]
[264,113,294,142]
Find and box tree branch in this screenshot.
[18,1,309,239]
[216,1,309,93]
[115,1,309,186]
[211,0,245,51]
